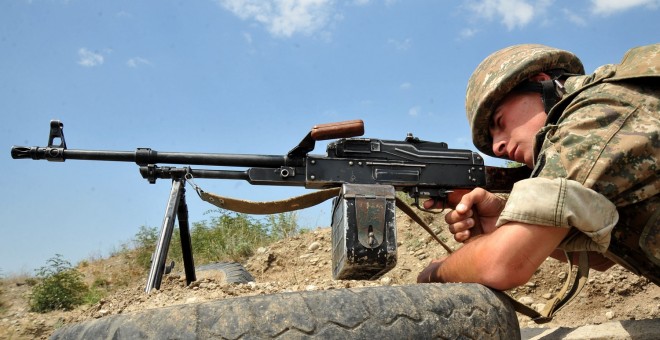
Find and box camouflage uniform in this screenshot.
[530,45,659,283]
[469,44,660,285]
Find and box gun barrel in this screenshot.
[11,146,296,167]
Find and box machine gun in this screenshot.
[11,119,530,292]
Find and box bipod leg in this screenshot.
[177,184,196,285]
[145,178,185,293]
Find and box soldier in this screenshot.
[418,44,659,300]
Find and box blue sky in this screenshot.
[2,0,658,275]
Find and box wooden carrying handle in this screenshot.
[310,120,364,141]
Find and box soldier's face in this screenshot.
[489,91,547,167]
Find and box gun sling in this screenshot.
[197,187,341,215]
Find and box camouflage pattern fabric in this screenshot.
[496,177,618,253]
[532,44,660,284]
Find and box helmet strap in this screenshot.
[539,79,566,113]
[513,69,568,113]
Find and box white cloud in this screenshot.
[115,10,132,18]
[458,27,480,39]
[352,0,370,5]
[387,38,412,51]
[243,32,253,44]
[77,48,104,67]
[126,57,151,68]
[591,0,660,16]
[466,0,552,30]
[400,82,411,90]
[217,0,335,38]
[562,8,587,26]
[408,106,420,117]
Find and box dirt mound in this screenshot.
[1,209,658,339]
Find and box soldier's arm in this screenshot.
[419,222,569,290]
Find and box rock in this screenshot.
[518,296,535,306]
[308,241,321,251]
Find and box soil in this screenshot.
[1,209,658,339]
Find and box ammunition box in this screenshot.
[331,183,397,280]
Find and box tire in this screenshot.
[195,262,255,284]
[51,283,519,339]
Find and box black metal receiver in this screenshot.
[11,120,529,290]
[312,136,486,201]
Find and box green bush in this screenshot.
[268,211,299,239]
[29,254,89,313]
[170,210,274,264]
[132,225,159,269]
[83,286,105,305]
[127,210,301,272]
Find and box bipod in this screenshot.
[144,166,196,293]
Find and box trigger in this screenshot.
[413,196,446,214]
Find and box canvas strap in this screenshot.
[196,186,341,215]
[507,251,590,323]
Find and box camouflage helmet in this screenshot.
[466,44,585,157]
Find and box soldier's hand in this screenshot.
[426,188,505,243]
[417,257,446,283]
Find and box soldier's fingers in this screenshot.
[422,198,442,210]
[454,187,495,214]
[444,208,473,225]
[446,189,472,209]
[454,230,471,243]
[447,218,474,235]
